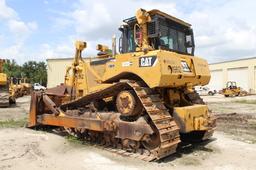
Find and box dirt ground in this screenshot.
[202,94,256,115]
[0,96,30,121]
[202,94,256,143]
[1,128,255,170]
[0,95,256,170]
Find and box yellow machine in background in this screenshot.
[0,60,17,107]
[10,78,32,98]
[0,59,31,107]
[223,81,240,97]
[222,81,247,97]
[19,78,32,96]
[0,59,10,107]
[29,9,216,161]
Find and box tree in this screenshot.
[3,59,22,78]
[3,60,47,86]
[22,61,47,86]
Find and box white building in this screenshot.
[47,58,72,88]
[208,57,256,93]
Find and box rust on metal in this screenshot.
[28,92,38,127]
[46,84,73,96]
[42,94,59,115]
[39,114,106,131]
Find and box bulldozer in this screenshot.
[222,81,247,97]
[19,78,32,95]
[0,59,10,107]
[28,9,216,161]
[0,60,18,107]
[10,77,32,97]
[0,60,30,107]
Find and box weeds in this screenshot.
[65,135,83,144]
[234,100,256,104]
[0,118,27,128]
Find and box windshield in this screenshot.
[158,19,193,54]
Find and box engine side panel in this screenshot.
[100,50,210,88]
[158,50,210,87]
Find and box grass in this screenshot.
[65,135,83,144]
[234,100,256,104]
[0,118,27,128]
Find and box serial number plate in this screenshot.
[181,61,191,72]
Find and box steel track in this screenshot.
[60,80,181,161]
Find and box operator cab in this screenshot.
[226,81,237,89]
[119,9,195,55]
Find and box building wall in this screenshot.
[209,57,256,93]
[47,58,73,88]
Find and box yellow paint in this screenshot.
[60,9,213,135]
[174,105,209,133]
[0,59,7,86]
[0,73,7,85]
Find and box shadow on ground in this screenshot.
[160,138,216,163]
[28,125,217,163]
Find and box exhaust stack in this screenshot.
[112,34,116,56]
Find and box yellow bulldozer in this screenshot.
[0,59,16,107]
[0,60,31,107]
[222,81,247,97]
[0,59,10,107]
[19,78,32,95]
[28,9,216,161]
[10,77,32,98]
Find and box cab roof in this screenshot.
[148,9,191,27]
[123,9,191,28]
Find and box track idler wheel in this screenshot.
[142,133,160,151]
[122,139,140,153]
[116,90,143,116]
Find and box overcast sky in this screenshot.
[0,0,256,64]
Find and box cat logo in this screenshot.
[139,56,157,67]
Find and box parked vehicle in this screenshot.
[33,83,46,91]
[195,86,217,96]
